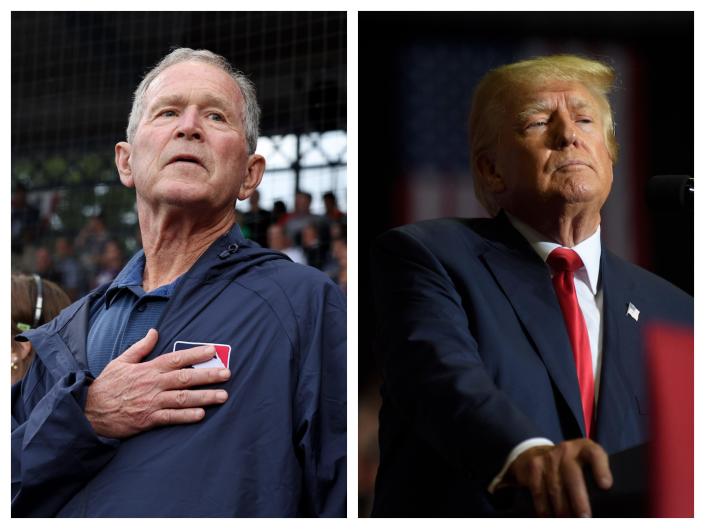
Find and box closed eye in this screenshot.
[526,120,548,129]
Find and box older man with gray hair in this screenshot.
[12,48,346,517]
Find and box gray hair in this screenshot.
[126,48,260,154]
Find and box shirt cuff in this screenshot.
[487,437,555,493]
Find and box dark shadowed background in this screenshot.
[357,11,693,516]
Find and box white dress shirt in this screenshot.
[488,213,604,492]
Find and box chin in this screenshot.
[556,178,605,204]
[153,185,214,208]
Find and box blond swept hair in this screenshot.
[469,54,618,215]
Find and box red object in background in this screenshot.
[646,324,694,517]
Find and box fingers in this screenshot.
[544,455,569,517]
[158,389,229,409]
[513,440,610,517]
[118,328,159,363]
[581,443,613,490]
[156,345,220,371]
[561,456,591,517]
[553,440,611,517]
[526,457,550,517]
[160,366,231,390]
[149,408,207,428]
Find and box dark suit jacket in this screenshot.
[370,213,693,516]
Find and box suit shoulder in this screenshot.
[606,251,693,322]
[376,217,494,252]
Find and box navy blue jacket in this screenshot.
[371,214,693,516]
[12,224,346,517]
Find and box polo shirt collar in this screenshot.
[103,250,146,307]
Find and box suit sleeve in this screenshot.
[293,279,347,517]
[11,355,119,517]
[372,228,544,484]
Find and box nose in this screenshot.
[174,107,202,141]
[552,112,578,150]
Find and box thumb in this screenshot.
[585,443,613,490]
[118,328,159,364]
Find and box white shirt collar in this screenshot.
[505,212,602,295]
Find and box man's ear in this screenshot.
[115,142,134,188]
[475,152,506,194]
[238,154,266,200]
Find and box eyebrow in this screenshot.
[148,93,236,115]
[516,96,594,123]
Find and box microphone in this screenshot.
[646,175,693,211]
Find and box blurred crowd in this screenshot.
[239,189,347,295]
[12,184,347,304]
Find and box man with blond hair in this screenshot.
[371,54,692,517]
[12,48,346,517]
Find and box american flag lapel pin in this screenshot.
[626,302,640,322]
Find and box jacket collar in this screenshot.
[21,222,290,376]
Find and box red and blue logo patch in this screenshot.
[173,341,231,369]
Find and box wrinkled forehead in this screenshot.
[144,61,244,113]
[508,80,601,117]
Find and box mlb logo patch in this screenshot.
[173,341,231,369]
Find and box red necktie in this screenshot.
[547,248,595,438]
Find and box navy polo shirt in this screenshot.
[87,251,183,377]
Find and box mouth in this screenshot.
[168,154,204,167]
[555,160,591,171]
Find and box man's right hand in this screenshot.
[84,329,231,438]
[506,438,613,517]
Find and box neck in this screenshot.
[507,206,600,247]
[137,202,235,291]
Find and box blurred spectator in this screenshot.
[272,200,288,225]
[242,190,272,247]
[234,209,251,239]
[331,235,347,295]
[267,224,307,265]
[283,191,327,245]
[75,214,111,276]
[301,223,329,270]
[322,222,347,293]
[323,191,346,223]
[11,183,41,256]
[330,220,344,241]
[11,273,71,384]
[93,239,125,288]
[54,236,88,300]
[33,246,62,285]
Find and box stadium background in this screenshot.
[12,11,347,293]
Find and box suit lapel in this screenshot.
[479,214,587,437]
[593,250,641,452]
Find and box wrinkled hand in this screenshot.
[507,439,613,517]
[84,329,230,438]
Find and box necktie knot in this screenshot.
[547,247,584,274]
